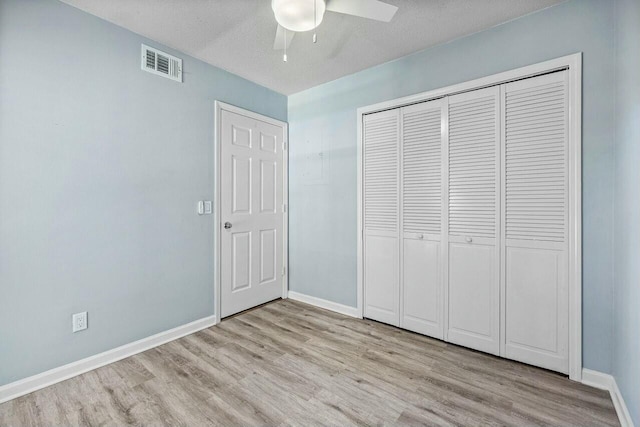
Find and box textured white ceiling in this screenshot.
[60,0,564,95]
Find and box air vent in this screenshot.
[141,44,182,82]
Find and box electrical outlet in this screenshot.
[72,312,88,333]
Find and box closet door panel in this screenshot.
[448,242,498,354]
[403,238,441,337]
[363,109,400,326]
[505,245,567,372]
[400,100,445,338]
[446,87,500,356]
[365,233,400,325]
[503,71,568,373]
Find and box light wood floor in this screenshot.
[0,299,619,426]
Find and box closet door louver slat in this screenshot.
[403,106,442,235]
[448,94,497,239]
[364,115,399,232]
[505,80,566,243]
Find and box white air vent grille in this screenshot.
[141,44,182,82]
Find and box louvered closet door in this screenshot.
[446,87,501,355]
[502,71,569,373]
[400,100,445,339]
[363,109,400,326]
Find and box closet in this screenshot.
[362,70,570,374]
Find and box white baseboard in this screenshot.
[582,368,615,390]
[287,291,361,319]
[0,315,217,405]
[582,369,635,427]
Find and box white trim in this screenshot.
[288,291,362,319]
[611,378,636,427]
[582,369,635,427]
[582,368,615,390]
[283,116,289,300]
[356,53,583,380]
[356,54,579,117]
[442,96,450,341]
[356,112,364,319]
[567,53,583,382]
[0,315,217,405]
[214,101,289,321]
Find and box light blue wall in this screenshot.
[0,0,286,386]
[288,0,616,373]
[613,0,640,423]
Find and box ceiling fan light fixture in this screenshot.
[272,0,326,32]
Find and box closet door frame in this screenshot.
[356,53,582,381]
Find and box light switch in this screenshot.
[204,201,213,214]
[197,201,204,215]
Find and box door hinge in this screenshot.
[282,141,287,151]
[282,203,287,213]
[282,266,286,276]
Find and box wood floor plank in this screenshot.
[0,299,620,426]
[109,354,155,389]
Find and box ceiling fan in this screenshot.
[271,0,398,61]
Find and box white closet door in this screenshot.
[363,109,400,326]
[446,87,501,355]
[400,100,445,339]
[502,71,569,373]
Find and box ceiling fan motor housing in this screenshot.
[272,0,326,32]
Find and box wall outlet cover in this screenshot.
[72,312,88,333]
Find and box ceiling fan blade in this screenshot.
[326,0,398,22]
[273,25,295,50]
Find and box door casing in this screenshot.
[214,101,289,322]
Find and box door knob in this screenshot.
[465,236,473,243]
[224,222,232,229]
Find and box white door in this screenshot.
[400,100,446,339]
[363,109,400,326]
[220,109,285,318]
[502,71,569,373]
[446,87,501,355]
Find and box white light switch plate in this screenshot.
[72,312,88,333]
[204,201,212,214]
[197,201,204,215]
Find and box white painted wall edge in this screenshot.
[582,369,635,427]
[287,291,362,319]
[0,315,217,405]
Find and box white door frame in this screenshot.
[356,53,583,381]
[214,101,289,322]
